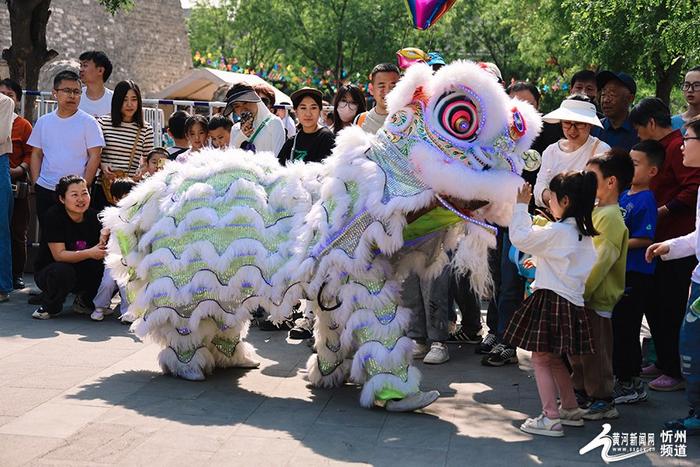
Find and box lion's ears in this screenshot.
[508,98,543,154]
[386,63,434,116]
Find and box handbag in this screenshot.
[12,165,29,199]
[12,180,29,199]
[101,127,141,205]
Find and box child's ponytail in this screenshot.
[577,171,599,237]
[548,171,599,237]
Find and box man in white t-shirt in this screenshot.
[29,70,104,223]
[354,63,401,134]
[78,51,113,118]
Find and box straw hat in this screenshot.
[542,99,602,127]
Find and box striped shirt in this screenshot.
[98,115,154,178]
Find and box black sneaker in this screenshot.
[13,276,25,289]
[481,344,518,366]
[446,326,482,344]
[613,379,646,404]
[476,333,498,355]
[288,317,313,340]
[634,378,648,402]
[575,389,591,409]
[72,295,93,315]
[258,319,293,331]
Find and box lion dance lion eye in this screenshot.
[438,94,480,142]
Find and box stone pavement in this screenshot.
[0,282,696,466]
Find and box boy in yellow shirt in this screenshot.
[572,149,634,420]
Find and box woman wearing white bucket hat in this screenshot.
[534,95,611,208]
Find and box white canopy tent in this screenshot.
[154,68,292,105]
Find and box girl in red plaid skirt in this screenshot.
[505,171,599,437]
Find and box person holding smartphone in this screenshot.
[224,83,286,155]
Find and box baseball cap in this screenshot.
[427,52,446,67]
[597,71,637,95]
[291,87,323,108]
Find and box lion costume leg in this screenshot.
[306,300,351,389]
[306,271,438,410]
[206,312,260,370]
[145,317,217,381]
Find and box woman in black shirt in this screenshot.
[278,87,335,164]
[32,175,106,319]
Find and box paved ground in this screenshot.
[0,280,697,466]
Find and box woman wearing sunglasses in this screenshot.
[332,84,367,134]
[534,95,611,208]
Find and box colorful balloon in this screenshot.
[405,0,458,30]
[396,47,430,69]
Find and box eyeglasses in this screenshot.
[561,121,588,130]
[337,101,358,110]
[55,88,81,96]
[683,136,700,143]
[682,82,700,92]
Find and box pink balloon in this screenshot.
[405,0,457,30]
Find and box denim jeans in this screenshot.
[0,155,13,293]
[681,281,700,412]
[404,267,451,344]
[93,268,129,316]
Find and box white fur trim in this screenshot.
[158,346,215,378]
[350,337,414,383]
[305,355,351,388]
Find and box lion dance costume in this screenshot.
[104,61,542,411]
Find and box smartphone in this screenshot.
[240,111,253,127]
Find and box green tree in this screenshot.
[557,0,700,104]
[2,0,132,113]
[188,0,427,89]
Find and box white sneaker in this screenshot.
[385,390,440,412]
[559,406,586,427]
[423,342,449,364]
[90,307,114,322]
[520,413,564,437]
[413,341,430,359]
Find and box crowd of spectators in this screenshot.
[2,48,700,435]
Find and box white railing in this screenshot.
[21,91,227,147]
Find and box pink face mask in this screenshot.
[337,102,357,123]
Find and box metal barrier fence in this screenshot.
[21,91,227,147]
[18,92,228,264]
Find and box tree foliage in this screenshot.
[3,0,132,119]
[559,0,700,103]
[188,0,699,107]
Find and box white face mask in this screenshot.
[337,105,357,123]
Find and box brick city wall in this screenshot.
[0,0,193,96]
